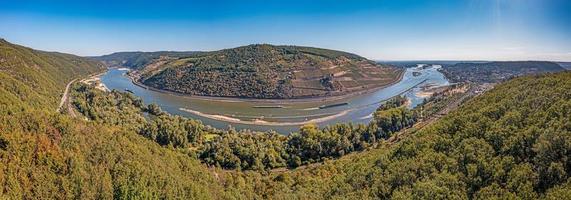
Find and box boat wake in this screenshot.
[359,114,373,120]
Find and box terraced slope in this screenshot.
[136,44,402,99]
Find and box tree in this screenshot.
[147,103,163,115]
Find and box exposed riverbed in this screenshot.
[100,65,449,133]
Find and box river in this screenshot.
[100,64,449,134]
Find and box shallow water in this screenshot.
[100,65,449,134]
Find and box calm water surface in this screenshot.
[100,65,449,134]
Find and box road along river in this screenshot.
[100,65,449,134]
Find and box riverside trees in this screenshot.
[67,71,571,198]
[71,83,420,170]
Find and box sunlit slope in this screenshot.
[138,44,402,98]
[0,40,224,199]
[2,39,571,199]
[92,51,200,69]
[248,71,571,199]
[0,39,104,113]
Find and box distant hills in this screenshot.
[95,50,569,96]
[558,62,571,70]
[105,44,402,99]
[440,61,566,83]
[91,51,200,70]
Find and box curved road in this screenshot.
[57,78,77,112]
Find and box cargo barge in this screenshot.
[319,102,349,109]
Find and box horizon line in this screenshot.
[3,38,570,63]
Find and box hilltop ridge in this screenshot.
[125,44,402,99]
[91,51,200,69]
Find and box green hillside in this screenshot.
[253,71,571,199]
[91,51,200,69]
[0,40,226,199]
[137,44,402,98]
[0,39,105,114]
[70,70,571,199]
[1,39,571,199]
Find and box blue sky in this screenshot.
[1,0,570,61]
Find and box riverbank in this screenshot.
[177,77,426,127]
[99,66,448,133]
[80,71,109,92]
[57,69,108,113]
[179,107,352,126]
[126,68,406,104]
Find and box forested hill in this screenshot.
[137,44,402,99]
[559,62,571,70]
[91,51,200,69]
[1,39,571,198]
[0,39,227,198]
[442,61,566,83]
[326,71,571,199]
[212,71,571,199]
[0,39,104,113]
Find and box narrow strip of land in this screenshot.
[180,108,352,126]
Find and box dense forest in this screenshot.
[70,84,420,170]
[211,71,571,199]
[0,40,230,199]
[138,44,402,98]
[2,39,571,199]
